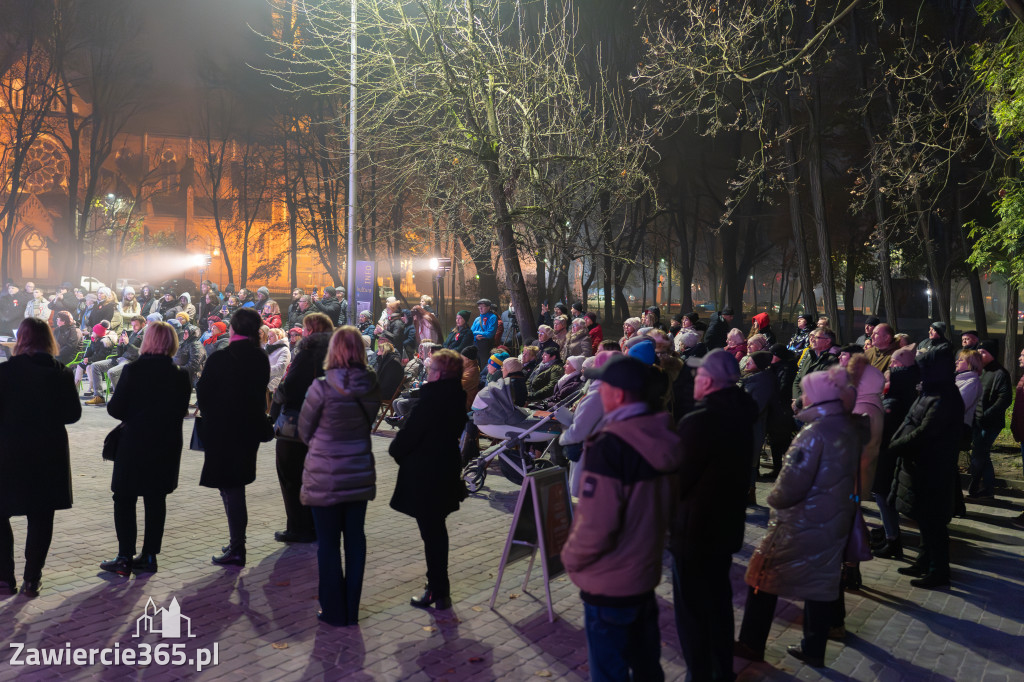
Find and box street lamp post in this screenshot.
[345,0,358,326]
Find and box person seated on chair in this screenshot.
[78,323,117,397]
[387,344,445,426]
[527,346,564,402]
[521,345,540,377]
[501,357,528,407]
[462,347,481,409]
[540,355,586,409]
[54,311,84,365]
[174,319,207,399]
[484,351,510,386]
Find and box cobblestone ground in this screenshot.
[1,405,1023,681]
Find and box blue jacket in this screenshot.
[471,311,497,339]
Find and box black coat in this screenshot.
[55,324,84,364]
[311,297,341,324]
[975,363,1013,431]
[872,363,921,496]
[889,350,963,522]
[196,340,271,488]
[704,313,730,350]
[107,355,192,496]
[443,327,474,353]
[0,354,81,515]
[389,378,468,518]
[671,385,757,556]
[272,332,332,417]
[375,352,405,400]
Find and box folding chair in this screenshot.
[372,379,407,433]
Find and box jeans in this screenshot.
[738,586,837,660]
[969,425,999,496]
[113,493,166,556]
[583,592,663,682]
[275,439,314,538]
[311,501,367,625]
[0,510,55,582]
[87,358,119,395]
[872,491,901,540]
[219,487,247,548]
[671,552,735,681]
[416,515,450,597]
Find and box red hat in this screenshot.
[92,324,106,337]
[212,321,228,335]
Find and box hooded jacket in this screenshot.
[745,399,867,602]
[267,340,291,392]
[955,369,981,427]
[173,324,206,386]
[562,408,682,601]
[299,366,381,506]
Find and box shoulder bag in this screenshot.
[102,423,124,461]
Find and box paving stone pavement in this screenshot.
[1,405,1023,681]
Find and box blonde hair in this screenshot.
[429,348,462,381]
[263,300,281,315]
[259,325,270,345]
[377,340,395,355]
[13,318,58,356]
[957,348,983,373]
[325,326,366,369]
[268,327,287,342]
[139,321,178,357]
[420,294,433,306]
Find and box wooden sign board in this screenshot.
[490,466,573,623]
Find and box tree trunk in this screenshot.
[806,81,839,336]
[778,95,818,317]
[483,160,536,341]
[1005,282,1019,382]
[916,195,951,330]
[843,233,858,339]
[601,191,613,323]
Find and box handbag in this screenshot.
[102,423,124,461]
[189,416,205,452]
[844,457,874,563]
[274,408,302,442]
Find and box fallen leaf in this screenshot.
[471,606,483,612]
[536,671,552,677]
[271,642,289,650]
[509,593,520,599]
[274,581,290,587]
[469,656,485,663]
[423,626,437,632]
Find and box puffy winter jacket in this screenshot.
[745,400,867,602]
[267,341,290,392]
[526,360,563,401]
[975,362,1012,431]
[298,367,381,506]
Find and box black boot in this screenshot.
[872,536,903,560]
[410,587,452,610]
[100,555,132,577]
[842,563,862,591]
[869,527,886,548]
[132,553,158,574]
[0,576,16,596]
[910,572,950,589]
[19,580,40,598]
[212,545,245,567]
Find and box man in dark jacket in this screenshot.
[703,306,734,350]
[968,339,1013,501]
[562,356,682,682]
[287,295,311,330]
[671,349,756,681]
[917,321,950,354]
[310,286,341,324]
[792,329,838,408]
[766,344,798,475]
[890,348,964,588]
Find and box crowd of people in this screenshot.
[0,279,1022,678]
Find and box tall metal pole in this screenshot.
[345,0,358,325]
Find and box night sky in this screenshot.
[129,0,274,134]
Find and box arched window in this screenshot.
[19,230,49,280]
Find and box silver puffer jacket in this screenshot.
[745,400,867,601]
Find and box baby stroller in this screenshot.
[461,381,579,491]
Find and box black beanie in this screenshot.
[978,339,999,357]
[461,346,478,361]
